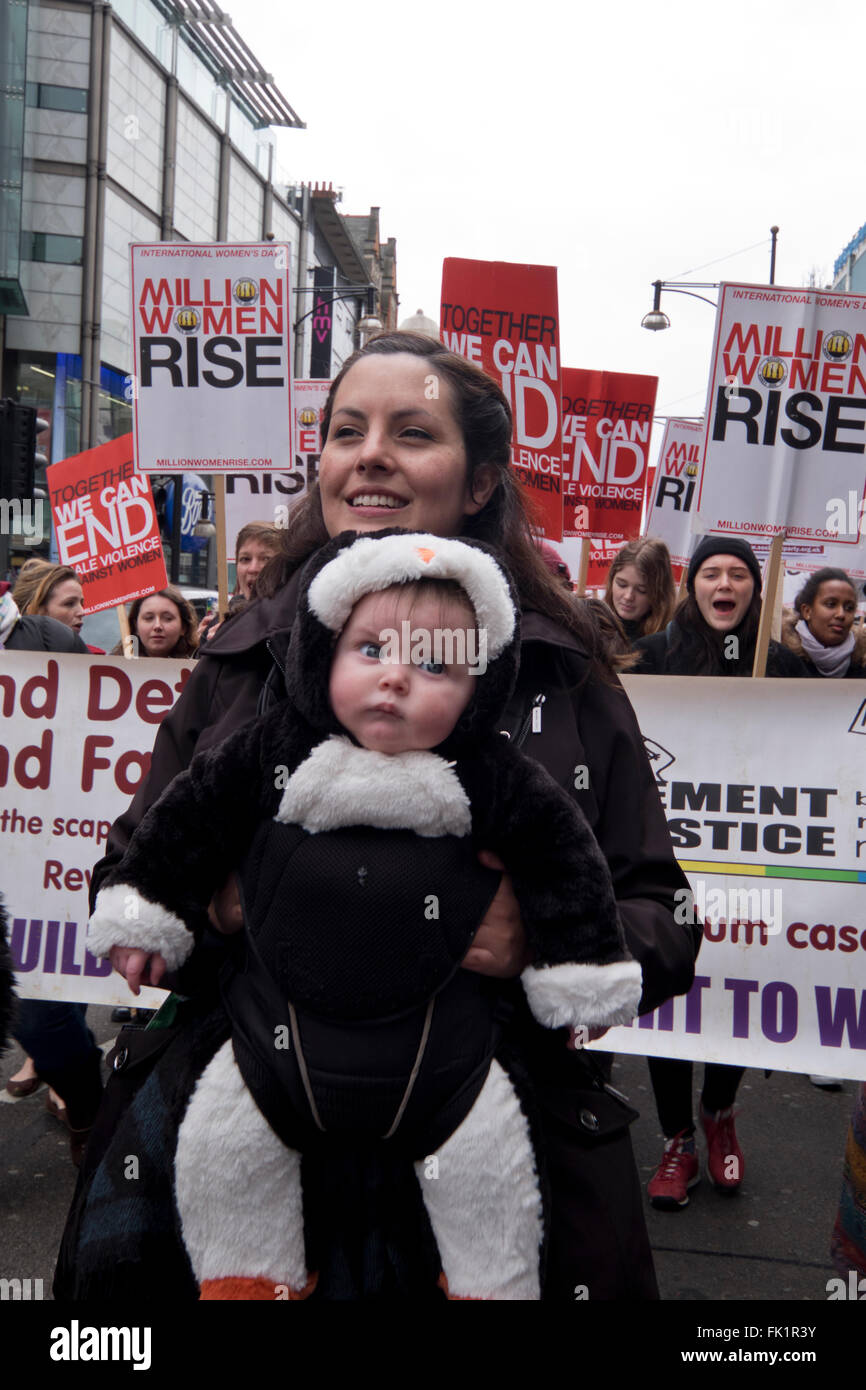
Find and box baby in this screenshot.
[89,529,641,1300]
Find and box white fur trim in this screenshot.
[276,735,471,837]
[415,1058,542,1299]
[521,959,643,1029]
[308,532,516,659]
[86,882,194,970]
[175,1041,308,1290]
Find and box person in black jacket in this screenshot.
[58,333,698,1302]
[631,535,804,1210]
[781,568,866,678]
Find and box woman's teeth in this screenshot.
[350,495,404,508]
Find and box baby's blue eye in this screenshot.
[417,658,445,675]
[360,641,382,659]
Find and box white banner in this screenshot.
[130,242,293,474]
[2,652,194,1006]
[645,418,704,571]
[223,379,329,558]
[696,282,866,542]
[601,677,866,1080]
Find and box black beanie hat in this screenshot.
[687,536,763,594]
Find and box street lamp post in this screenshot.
[641,227,779,332]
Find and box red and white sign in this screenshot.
[441,259,563,539]
[47,435,167,613]
[644,418,704,577]
[223,379,330,558]
[697,282,866,541]
[130,242,292,473]
[562,367,657,540]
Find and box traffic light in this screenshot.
[0,398,36,504]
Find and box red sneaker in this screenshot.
[700,1105,744,1191]
[647,1130,700,1209]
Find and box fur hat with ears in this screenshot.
[283,528,522,751]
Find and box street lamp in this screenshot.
[641,227,779,332]
[641,280,718,331]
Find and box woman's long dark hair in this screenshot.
[668,590,762,674]
[257,332,614,679]
[114,586,198,658]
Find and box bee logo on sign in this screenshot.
[298,408,318,427]
[758,357,787,387]
[233,279,258,304]
[175,307,200,333]
[686,463,698,477]
[823,330,853,362]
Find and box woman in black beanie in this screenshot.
[633,536,806,677]
[631,536,805,1209]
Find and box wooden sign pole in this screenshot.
[574,537,590,596]
[117,603,135,659]
[752,532,785,678]
[214,476,229,617]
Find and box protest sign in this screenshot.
[223,379,329,557]
[130,242,292,473]
[47,434,167,613]
[644,418,704,577]
[598,677,866,1080]
[1,651,194,1006]
[441,258,563,539]
[696,282,866,542]
[561,367,657,539]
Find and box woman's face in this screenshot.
[135,596,183,656]
[236,540,278,599]
[801,580,858,647]
[318,353,496,540]
[610,564,651,623]
[43,578,85,633]
[693,554,755,632]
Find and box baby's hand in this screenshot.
[109,945,168,995]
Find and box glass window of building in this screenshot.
[106,29,166,215]
[173,98,220,242]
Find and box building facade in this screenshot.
[1,0,397,573]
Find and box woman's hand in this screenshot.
[195,612,223,645]
[207,874,244,934]
[461,851,531,978]
[109,945,168,995]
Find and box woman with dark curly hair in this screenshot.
[781,567,865,679]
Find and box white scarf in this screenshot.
[0,591,20,650]
[795,618,854,677]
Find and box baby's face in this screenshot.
[329,589,477,754]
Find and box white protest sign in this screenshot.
[1,652,194,1006]
[696,282,866,542]
[599,677,866,1080]
[644,418,704,573]
[130,242,292,473]
[223,379,329,558]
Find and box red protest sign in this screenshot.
[47,434,167,613]
[441,259,563,539]
[561,367,658,540]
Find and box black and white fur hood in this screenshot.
[284,528,521,753]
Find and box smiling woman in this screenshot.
[63,331,698,1304]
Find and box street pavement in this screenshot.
[0,1007,855,1302]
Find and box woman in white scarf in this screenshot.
[782,568,866,679]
